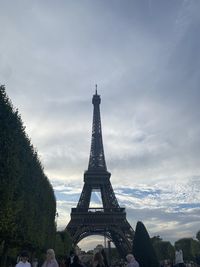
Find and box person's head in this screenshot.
[46,249,55,260]
[69,250,75,257]
[20,251,29,263]
[126,254,135,263]
[101,249,105,256]
[73,255,80,264]
[93,252,104,265]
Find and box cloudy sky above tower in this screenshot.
[1,0,200,250]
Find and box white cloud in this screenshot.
[53,176,200,249]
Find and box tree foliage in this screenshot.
[196,230,200,242]
[151,236,174,262]
[132,221,159,267]
[55,231,72,259]
[0,85,57,265]
[175,238,200,262]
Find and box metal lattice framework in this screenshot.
[88,89,107,171]
[66,89,134,258]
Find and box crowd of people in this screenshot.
[14,247,197,267]
[15,248,140,267]
[159,248,198,267]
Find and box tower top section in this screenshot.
[92,84,100,105]
[87,87,107,172]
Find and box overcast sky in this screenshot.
[1,0,200,251]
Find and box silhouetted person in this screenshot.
[65,250,75,267]
[175,248,184,267]
[126,254,139,267]
[59,258,66,267]
[71,255,84,267]
[32,258,38,267]
[42,249,59,267]
[101,249,109,267]
[93,252,105,267]
[15,251,31,267]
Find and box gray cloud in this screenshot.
[1,0,200,250]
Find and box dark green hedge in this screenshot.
[0,85,56,265]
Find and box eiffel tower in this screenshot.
[66,87,134,258]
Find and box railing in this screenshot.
[71,207,125,213]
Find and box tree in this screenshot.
[151,236,162,244]
[55,231,72,259]
[132,221,159,267]
[0,85,57,266]
[196,231,200,242]
[151,236,174,262]
[175,238,200,262]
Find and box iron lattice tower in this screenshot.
[66,88,134,258]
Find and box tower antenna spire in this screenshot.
[95,84,98,95]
